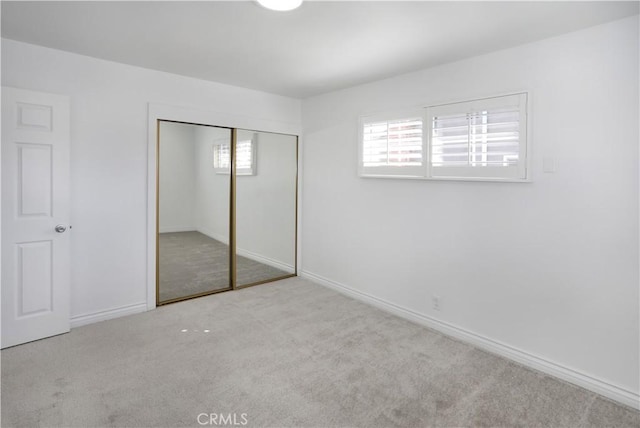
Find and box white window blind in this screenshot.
[213,142,231,170]
[426,93,528,180]
[235,140,254,171]
[359,113,424,177]
[363,118,423,167]
[431,109,521,167]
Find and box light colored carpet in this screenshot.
[2,277,639,427]
[159,231,289,302]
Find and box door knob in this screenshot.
[54,224,67,233]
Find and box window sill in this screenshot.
[359,173,532,183]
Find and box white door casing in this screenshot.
[1,87,71,349]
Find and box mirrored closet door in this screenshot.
[156,121,297,305]
[235,130,297,288]
[157,121,232,304]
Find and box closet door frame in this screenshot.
[147,103,300,309]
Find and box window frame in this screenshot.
[358,92,530,183]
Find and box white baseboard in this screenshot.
[237,248,294,273]
[158,226,196,234]
[301,270,640,411]
[70,302,148,329]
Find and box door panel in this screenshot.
[2,87,71,348]
[18,143,53,216]
[234,130,297,288]
[156,121,232,304]
[17,241,53,316]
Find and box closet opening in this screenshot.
[156,120,298,305]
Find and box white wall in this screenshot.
[158,122,196,233]
[301,16,639,403]
[1,39,301,321]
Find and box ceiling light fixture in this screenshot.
[256,0,303,12]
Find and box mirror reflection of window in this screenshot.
[213,134,256,176]
[213,139,230,171]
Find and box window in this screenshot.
[359,112,424,177]
[213,140,231,171]
[213,135,257,175]
[358,93,529,182]
[427,93,528,180]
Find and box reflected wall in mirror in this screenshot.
[235,130,297,287]
[157,121,231,303]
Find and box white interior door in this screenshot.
[1,87,71,349]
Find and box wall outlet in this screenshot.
[432,295,441,311]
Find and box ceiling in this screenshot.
[2,1,638,99]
